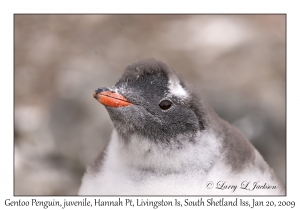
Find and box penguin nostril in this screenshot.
[159,100,172,110]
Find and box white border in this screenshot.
[1,0,299,209]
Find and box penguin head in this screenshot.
[94,59,207,145]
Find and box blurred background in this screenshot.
[14,15,286,195]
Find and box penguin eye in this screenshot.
[159,100,172,110]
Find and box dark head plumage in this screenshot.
[95,59,207,144]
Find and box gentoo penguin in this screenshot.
[79,59,284,195]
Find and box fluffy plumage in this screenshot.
[79,59,284,195]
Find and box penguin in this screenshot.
[78,59,284,195]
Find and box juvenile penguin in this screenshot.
[79,59,284,195]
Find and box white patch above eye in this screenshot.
[168,76,188,98]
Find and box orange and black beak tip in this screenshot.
[93,92,98,99]
[93,87,109,100]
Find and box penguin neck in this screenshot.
[201,102,228,139]
[107,128,223,176]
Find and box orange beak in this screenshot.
[93,91,132,107]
